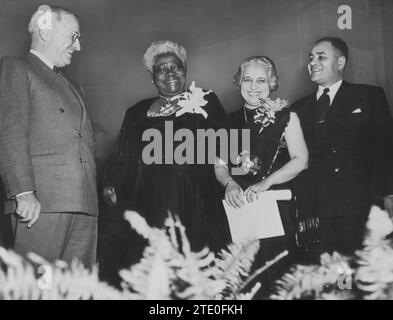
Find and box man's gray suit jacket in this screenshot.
[0,53,98,216]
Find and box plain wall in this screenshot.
[0,0,392,163]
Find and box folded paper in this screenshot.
[223,190,291,242]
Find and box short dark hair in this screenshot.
[315,37,349,64]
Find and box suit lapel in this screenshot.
[61,73,87,127]
[324,81,353,143]
[305,94,317,127]
[26,54,85,130]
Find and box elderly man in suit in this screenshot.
[0,5,98,267]
[292,37,393,255]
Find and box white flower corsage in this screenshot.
[234,151,262,176]
[175,81,211,119]
[254,97,289,133]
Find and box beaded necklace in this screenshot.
[147,92,185,117]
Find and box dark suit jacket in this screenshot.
[0,53,98,215]
[292,81,393,219]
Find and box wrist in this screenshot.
[262,176,274,187]
[224,178,235,189]
[15,191,34,198]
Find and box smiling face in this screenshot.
[308,41,345,87]
[152,53,186,98]
[240,63,271,109]
[47,13,81,68]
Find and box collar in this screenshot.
[29,49,55,70]
[159,91,187,107]
[316,79,343,105]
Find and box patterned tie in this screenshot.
[317,88,330,123]
[53,66,70,85]
[53,66,84,115]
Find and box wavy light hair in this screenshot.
[143,40,187,74]
[28,5,77,35]
[233,56,278,91]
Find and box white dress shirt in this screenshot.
[29,49,54,70]
[316,79,343,106]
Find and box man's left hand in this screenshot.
[16,193,41,228]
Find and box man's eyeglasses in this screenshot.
[57,25,81,44]
[70,32,81,44]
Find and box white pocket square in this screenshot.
[352,108,362,114]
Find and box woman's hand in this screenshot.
[103,186,117,206]
[225,180,245,209]
[244,178,273,203]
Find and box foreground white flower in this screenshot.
[366,205,393,242]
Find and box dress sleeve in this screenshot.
[204,91,230,164]
[103,105,140,194]
[205,91,229,130]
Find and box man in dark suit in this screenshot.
[0,5,98,267]
[292,37,393,254]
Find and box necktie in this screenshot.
[53,66,70,86]
[53,66,84,116]
[316,88,330,123]
[53,66,80,99]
